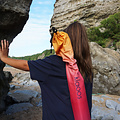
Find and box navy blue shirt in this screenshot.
[28,55,92,120]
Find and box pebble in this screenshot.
[105,100,118,110]
[36,99,42,107]
[92,96,104,102]
[9,84,15,90]
[15,86,21,89]
[118,98,120,102]
[116,104,120,113]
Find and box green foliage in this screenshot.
[11,49,55,60]
[74,19,77,22]
[87,12,120,48]
[100,12,120,35]
[116,41,120,49]
[112,32,120,41]
[87,27,102,42]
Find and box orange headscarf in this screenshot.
[52,31,74,62]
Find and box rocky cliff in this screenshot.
[0,0,33,113]
[51,0,120,30]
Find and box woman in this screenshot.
[64,22,93,118]
[0,22,93,120]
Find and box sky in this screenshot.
[9,0,56,57]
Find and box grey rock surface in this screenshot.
[14,90,38,98]
[51,0,120,30]
[101,95,111,98]
[90,42,120,95]
[91,105,119,120]
[6,103,33,115]
[8,90,38,103]
[91,94,120,120]
[114,115,120,120]
[118,98,120,102]
[36,99,42,107]
[116,104,120,113]
[12,73,39,87]
[92,96,104,102]
[105,100,118,110]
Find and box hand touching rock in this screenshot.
[0,40,9,60]
[0,39,29,71]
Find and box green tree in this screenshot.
[87,12,120,48]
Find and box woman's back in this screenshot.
[28,55,74,120]
[28,55,92,120]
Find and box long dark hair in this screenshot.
[64,22,92,82]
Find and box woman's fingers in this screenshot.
[1,40,9,50]
[4,39,7,49]
[1,40,4,50]
[7,40,9,48]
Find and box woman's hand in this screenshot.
[0,40,9,60]
[0,39,29,71]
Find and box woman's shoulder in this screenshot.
[44,55,62,61]
[43,55,65,66]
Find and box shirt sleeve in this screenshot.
[28,57,52,82]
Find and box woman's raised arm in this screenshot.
[0,40,29,71]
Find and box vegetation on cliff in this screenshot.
[87,12,120,49]
[11,49,55,60]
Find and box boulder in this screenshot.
[8,90,38,103]
[0,0,33,113]
[6,103,33,115]
[0,70,12,113]
[90,42,120,95]
[0,0,32,44]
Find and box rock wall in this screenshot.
[51,0,120,30]
[90,42,120,95]
[0,0,33,113]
